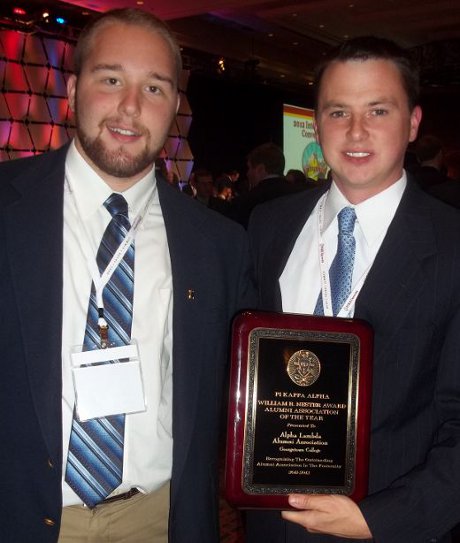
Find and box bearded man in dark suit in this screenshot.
[0,8,254,543]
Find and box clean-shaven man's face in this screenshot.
[314,58,422,203]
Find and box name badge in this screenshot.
[70,342,146,421]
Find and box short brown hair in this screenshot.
[314,36,420,111]
[73,8,183,85]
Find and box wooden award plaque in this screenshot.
[225,310,373,509]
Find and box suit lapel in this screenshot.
[355,181,437,340]
[259,188,326,310]
[5,148,66,462]
[157,179,212,487]
[259,180,436,339]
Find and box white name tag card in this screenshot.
[71,343,146,422]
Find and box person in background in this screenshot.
[208,176,234,217]
[191,168,215,205]
[0,8,255,543]
[428,150,460,208]
[214,176,234,201]
[216,168,241,195]
[413,134,450,190]
[232,142,307,228]
[286,168,318,190]
[246,35,460,543]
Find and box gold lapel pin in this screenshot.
[187,289,195,300]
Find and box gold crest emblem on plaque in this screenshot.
[287,349,321,386]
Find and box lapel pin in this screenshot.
[187,289,195,300]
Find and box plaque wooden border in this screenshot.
[225,310,373,509]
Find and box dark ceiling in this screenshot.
[2,0,460,92]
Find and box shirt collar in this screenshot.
[323,173,407,247]
[65,140,156,221]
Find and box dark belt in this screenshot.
[95,487,140,507]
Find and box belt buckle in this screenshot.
[83,487,140,509]
[100,487,140,506]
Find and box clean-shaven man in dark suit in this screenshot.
[0,8,254,543]
[246,37,460,542]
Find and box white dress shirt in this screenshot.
[61,141,173,506]
[280,174,407,316]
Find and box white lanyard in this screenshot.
[66,175,156,339]
[316,194,370,318]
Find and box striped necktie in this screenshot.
[314,206,356,316]
[65,193,134,507]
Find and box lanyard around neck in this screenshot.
[66,175,156,331]
[316,194,370,318]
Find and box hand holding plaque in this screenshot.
[225,310,373,509]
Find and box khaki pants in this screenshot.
[58,483,170,543]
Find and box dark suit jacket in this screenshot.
[246,178,460,543]
[0,144,255,543]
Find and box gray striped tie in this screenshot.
[65,193,134,507]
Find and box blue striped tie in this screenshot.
[65,193,134,507]
[315,207,356,316]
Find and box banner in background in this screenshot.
[283,104,329,181]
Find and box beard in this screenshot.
[76,123,158,179]
[73,87,162,179]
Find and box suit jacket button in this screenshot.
[47,458,54,468]
[187,289,195,300]
[44,518,55,527]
